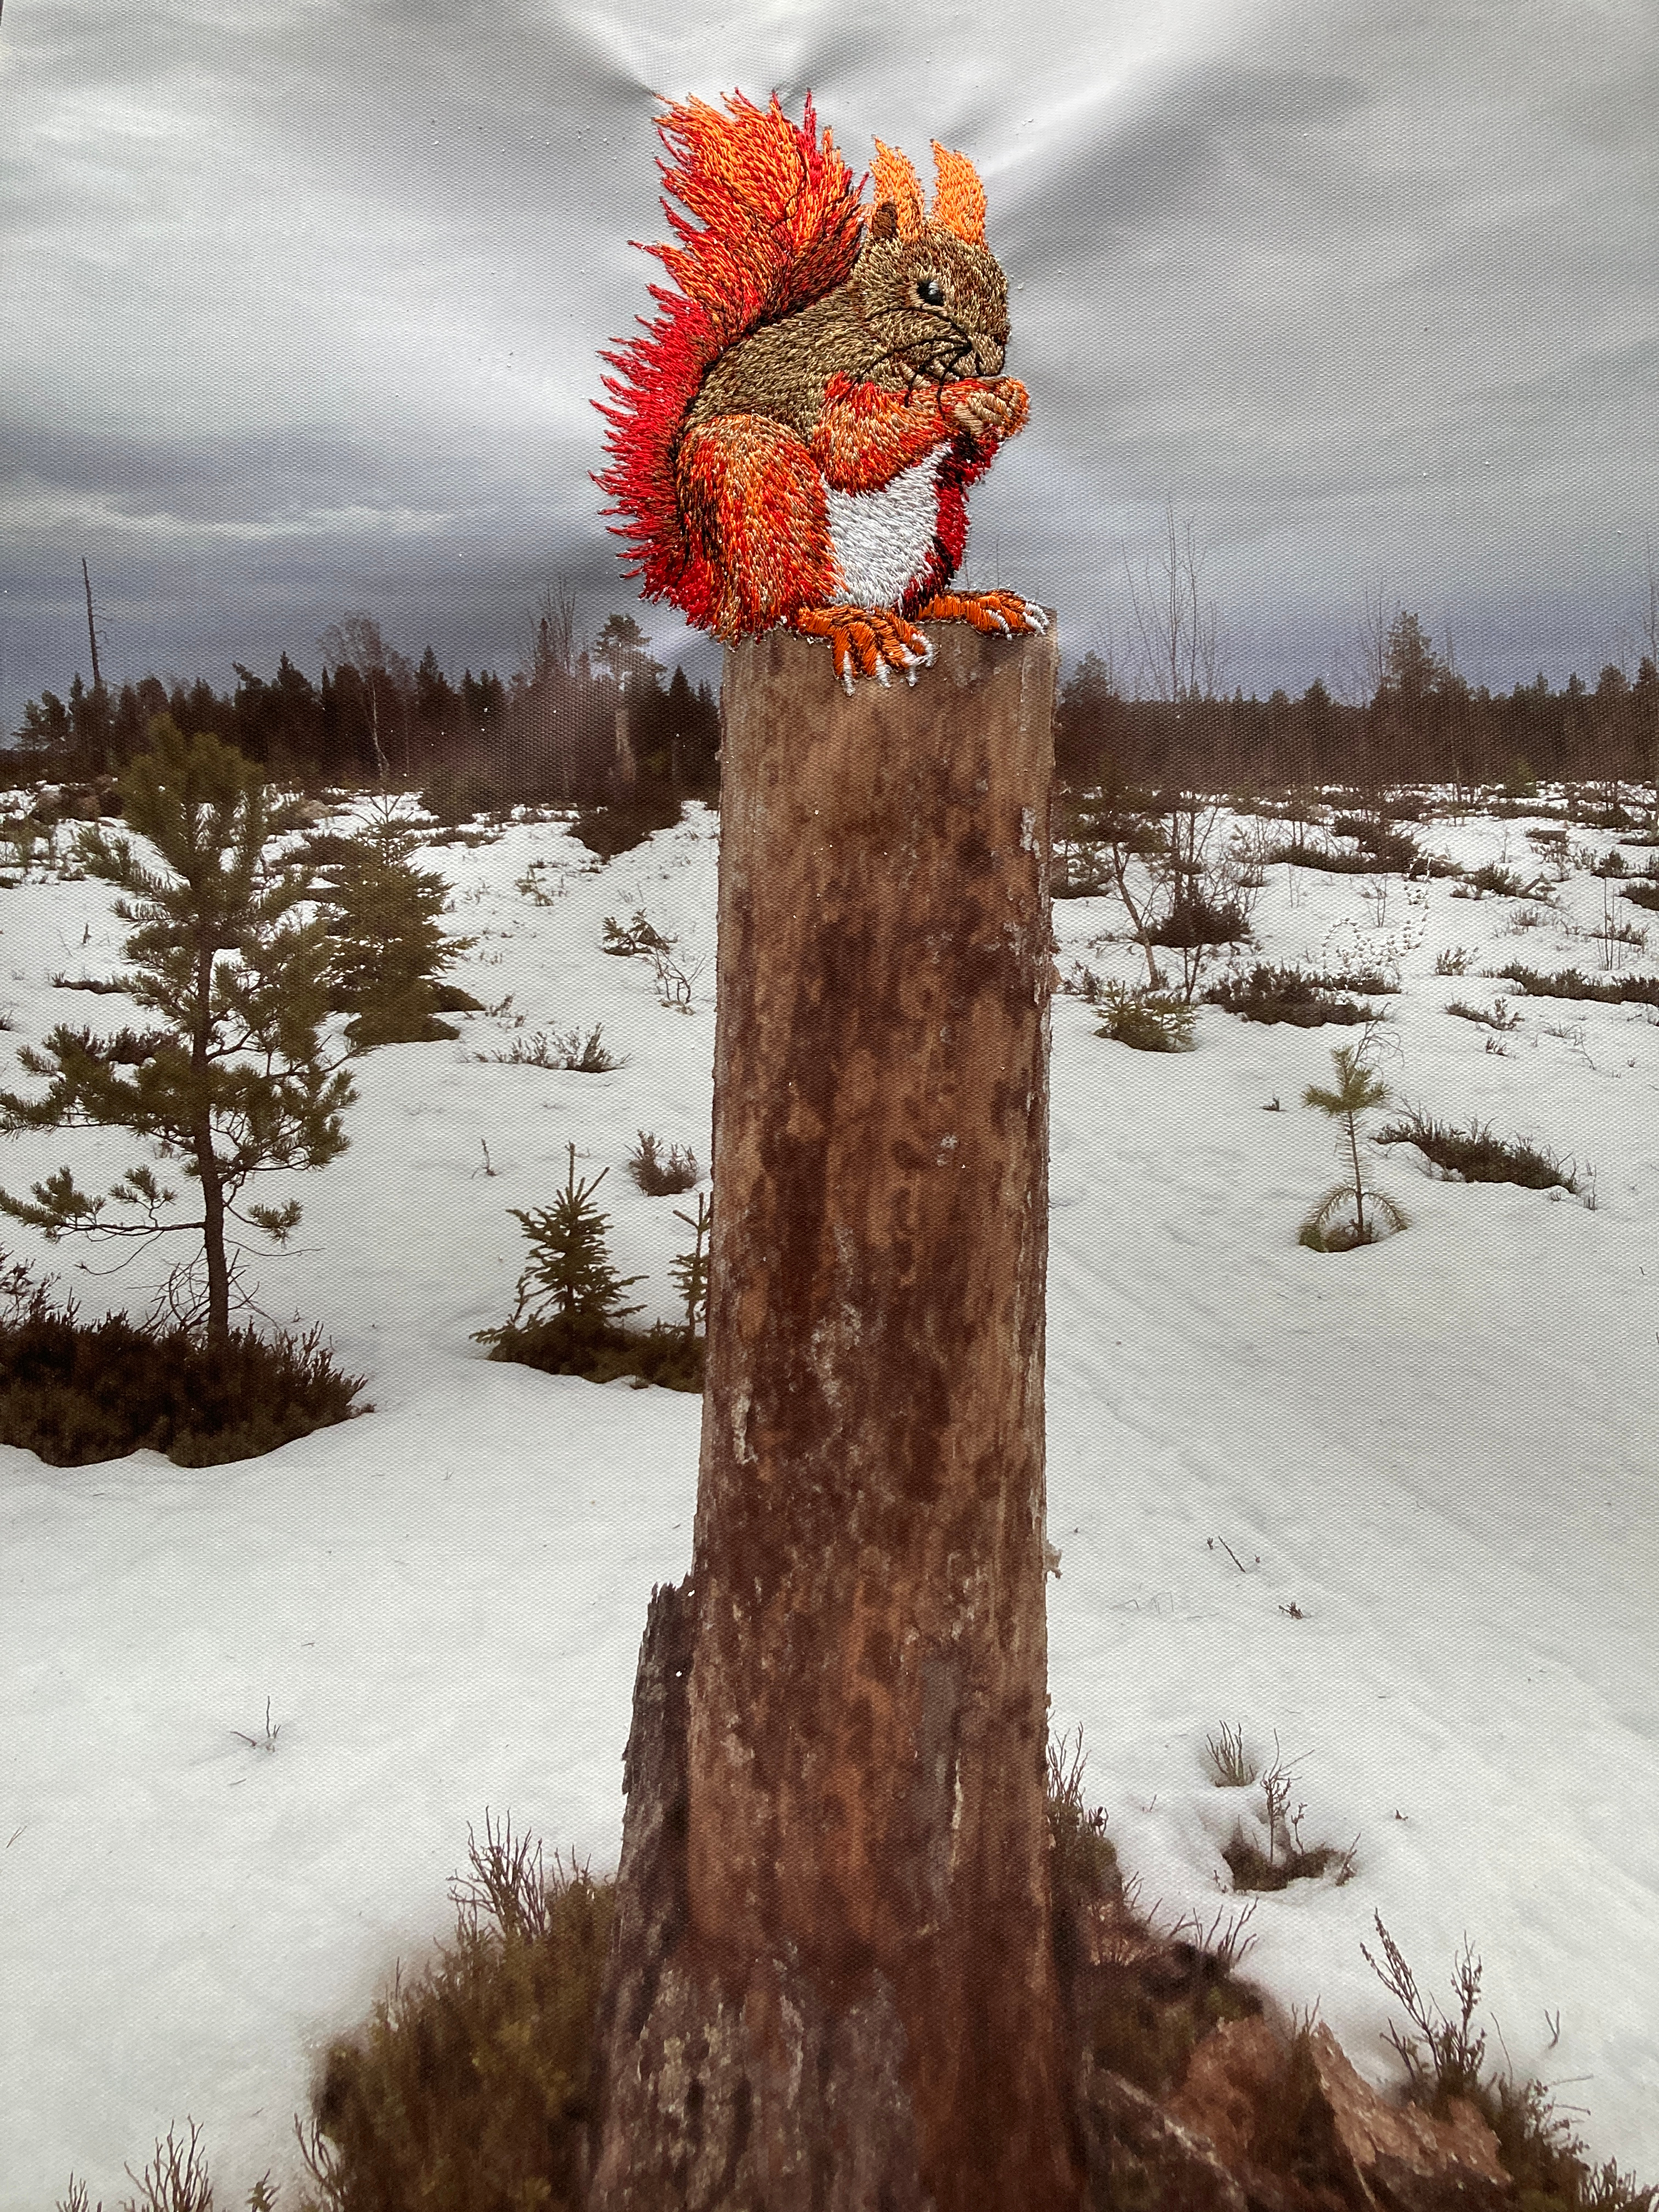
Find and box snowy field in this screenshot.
[2,791,1657,2208]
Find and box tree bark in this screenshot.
[191,935,230,1347]
[588,618,1078,2212]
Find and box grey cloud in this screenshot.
[3,0,1657,733]
[4,427,397,523]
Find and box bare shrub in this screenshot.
[628,1130,700,1194]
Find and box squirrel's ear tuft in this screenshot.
[871,139,925,238]
[867,200,899,242]
[930,142,987,246]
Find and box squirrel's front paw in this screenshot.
[944,377,1029,444]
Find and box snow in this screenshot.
[3,793,1656,2208]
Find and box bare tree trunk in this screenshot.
[195,1124,231,1347]
[82,557,103,693]
[187,935,231,1347]
[1105,837,1165,989]
[588,618,1079,2212]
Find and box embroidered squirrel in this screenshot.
[596,92,1046,692]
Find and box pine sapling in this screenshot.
[1299,1030,1408,1251]
[0,722,355,1345]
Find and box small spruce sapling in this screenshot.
[1299,1029,1408,1251]
[0,722,355,1345]
[313,800,477,1047]
[475,1143,645,1351]
[668,1193,710,1338]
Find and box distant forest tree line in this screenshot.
[10,584,1658,810]
[1058,611,1659,803]
[6,589,721,815]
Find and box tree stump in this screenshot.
[587,618,1079,2212]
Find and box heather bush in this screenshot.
[1329,814,1423,871]
[0,1290,364,1466]
[570,786,682,860]
[628,1130,699,1194]
[298,1816,614,2212]
[1364,1918,1658,2212]
[1492,963,1659,1006]
[1221,1747,1356,1891]
[1375,1106,1584,1193]
[1206,963,1380,1028]
[475,1025,626,1072]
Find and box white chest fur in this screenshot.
[825,455,941,607]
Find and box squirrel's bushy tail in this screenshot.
[594,92,865,605]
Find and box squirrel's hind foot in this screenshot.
[915,590,1048,637]
[789,605,935,695]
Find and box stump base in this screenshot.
[586,1579,931,2212]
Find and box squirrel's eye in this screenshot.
[916,274,946,307]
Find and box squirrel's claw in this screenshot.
[894,638,930,686]
[789,597,1039,688]
[789,603,934,692]
[915,589,1047,640]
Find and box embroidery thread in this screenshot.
[595,92,1045,692]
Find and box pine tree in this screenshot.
[1299,1034,1407,1251]
[0,720,355,1343]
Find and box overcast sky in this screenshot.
[3,0,1656,733]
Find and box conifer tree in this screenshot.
[1300,1033,1407,1250]
[484,1143,645,1338]
[313,802,476,1047]
[668,1192,710,1336]
[0,720,354,1344]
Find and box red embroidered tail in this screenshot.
[594,93,865,610]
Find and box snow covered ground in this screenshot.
[2,792,1656,2209]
